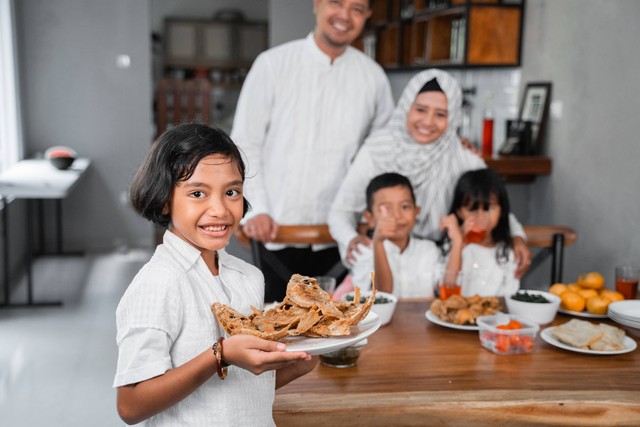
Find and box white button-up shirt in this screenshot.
[231,33,393,249]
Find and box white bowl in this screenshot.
[506,290,560,325]
[343,291,398,326]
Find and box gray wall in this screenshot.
[17,0,154,253]
[269,0,315,47]
[522,0,640,287]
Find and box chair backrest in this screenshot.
[522,225,577,285]
[235,224,578,286]
[235,225,346,290]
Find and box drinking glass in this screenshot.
[316,276,337,295]
[436,270,462,300]
[615,266,638,300]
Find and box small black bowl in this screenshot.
[49,156,76,170]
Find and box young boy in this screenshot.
[348,173,463,298]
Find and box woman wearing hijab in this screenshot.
[328,69,532,278]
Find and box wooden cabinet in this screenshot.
[164,17,268,71]
[358,0,524,70]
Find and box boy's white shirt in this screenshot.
[350,237,441,299]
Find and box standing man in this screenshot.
[231,0,393,302]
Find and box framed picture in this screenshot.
[518,82,552,154]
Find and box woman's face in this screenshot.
[406,91,448,145]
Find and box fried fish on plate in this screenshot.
[212,274,376,340]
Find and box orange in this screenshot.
[600,289,625,302]
[586,295,611,315]
[561,291,586,312]
[549,283,567,296]
[567,283,581,293]
[578,272,605,289]
[578,288,598,300]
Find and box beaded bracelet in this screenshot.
[212,337,229,380]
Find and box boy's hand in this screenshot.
[373,205,396,242]
[222,335,311,375]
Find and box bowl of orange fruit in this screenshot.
[550,272,625,318]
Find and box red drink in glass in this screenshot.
[482,118,494,157]
[465,229,487,244]
[439,284,461,300]
[616,278,638,300]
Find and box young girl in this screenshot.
[113,124,316,426]
[445,168,520,297]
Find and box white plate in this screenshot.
[284,312,381,355]
[608,300,640,320]
[558,308,608,319]
[425,310,479,331]
[541,327,637,355]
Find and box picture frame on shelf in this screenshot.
[518,82,552,155]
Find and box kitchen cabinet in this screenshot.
[164,17,268,71]
[356,0,525,70]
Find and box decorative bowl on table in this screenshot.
[45,146,77,170]
[506,290,560,325]
[343,291,398,326]
[477,313,539,355]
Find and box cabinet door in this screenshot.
[202,22,234,66]
[466,6,521,65]
[165,21,198,65]
[238,23,268,64]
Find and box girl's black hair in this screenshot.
[365,172,416,212]
[449,168,512,263]
[130,123,251,228]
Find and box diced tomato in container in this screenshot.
[476,314,539,355]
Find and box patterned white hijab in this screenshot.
[367,69,482,239]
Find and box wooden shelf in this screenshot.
[360,0,525,69]
[485,155,551,183]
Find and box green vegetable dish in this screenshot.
[510,291,550,304]
[344,294,393,304]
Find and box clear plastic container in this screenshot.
[476,313,539,355]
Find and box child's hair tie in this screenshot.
[212,337,229,379]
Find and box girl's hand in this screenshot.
[222,335,311,375]
[513,236,532,278]
[243,214,278,243]
[440,214,463,246]
[345,235,371,265]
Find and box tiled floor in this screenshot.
[0,249,152,426]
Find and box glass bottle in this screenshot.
[482,91,494,158]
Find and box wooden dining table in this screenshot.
[274,300,640,426]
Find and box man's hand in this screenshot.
[243,214,278,243]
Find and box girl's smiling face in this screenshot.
[167,154,244,270]
[406,91,448,145]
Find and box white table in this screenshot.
[0,158,90,307]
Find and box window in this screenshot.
[0,0,23,174]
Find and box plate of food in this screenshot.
[557,308,608,319]
[541,319,637,355]
[425,309,478,331]
[284,312,380,355]
[212,274,382,356]
[425,294,502,331]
